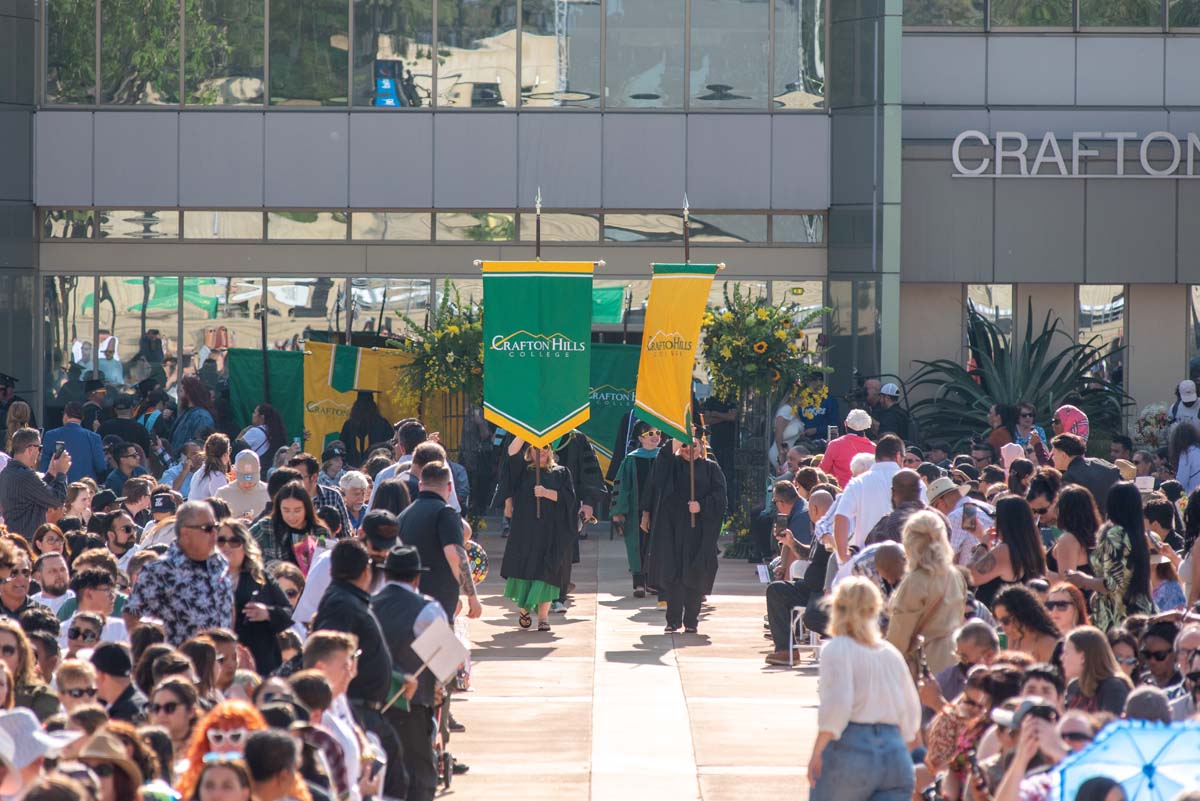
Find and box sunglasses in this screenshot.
[1117,656,1139,666]
[149,701,183,715]
[1031,506,1051,516]
[65,687,97,699]
[1141,648,1172,662]
[207,728,248,748]
[1062,732,1093,744]
[282,588,299,600]
[68,628,99,642]
[4,568,31,579]
[90,764,115,778]
[115,525,134,534]
[1045,600,1074,611]
[1020,412,1034,418]
[640,430,662,438]
[216,536,244,548]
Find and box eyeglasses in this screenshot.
[1,568,31,582]
[1030,506,1051,516]
[216,536,244,548]
[184,524,218,534]
[207,728,248,748]
[1045,600,1074,611]
[65,687,97,699]
[1141,648,1173,662]
[149,701,183,715]
[1116,656,1139,666]
[90,764,115,778]
[68,627,99,642]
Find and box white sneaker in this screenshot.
[551,601,568,615]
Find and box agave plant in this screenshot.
[908,299,1131,450]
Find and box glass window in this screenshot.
[46,0,96,104]
[42,210,95,239]
[772,214,825,244]
[773,0,825,109]
[436,0,518,108]
[351,278,430,337]
[435,212,515,241]
[605,0,685,109]
[1171,0,1200,26]
[520,0,601,107]
[269,0,349,105]
[100,0,180,104]
[603,213,684,243]
[966,284,1014,336]
[263,278,342,350]
[1189,287,1200,369]
[689,214,767,243]
[903,0,985,26]
[708,280,767,312]
[690,0,768,108]
[518,213,600,241]
[772,280,825,359]
[351,213,432,240]
[990,0,1072,26]
[1078,285,1126,387]
[43,276,97,419]
[178,278,262,426]
[1080,0,1161,25]
[97,210,180,240]
[92,275,180,395]
[266,212,348,240]
[827,279,879,398]
[185,0,265,104]
[435,278,483,308]
[352,0,433,106]
[182,211,264,239]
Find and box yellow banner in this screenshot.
[303,342,419,455]
[633,264,719,443]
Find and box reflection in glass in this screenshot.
[990,0,1072,26]
[181,278,263,401]
[689,215,767,243]
[690,0,769,108]
[603,213,684,243]
[266,212,348,240]
[518,213,600,241]
[772,280,825,360]
[42,210,95,239]
[269,0,350,105]
[827,279,879,398]
[1172,0,1200,26]
[903,0,984,26]
[46,0,96,104]
[1189,287,1200,367]
[708,280,767,312]
[435,278,483,308]
[436,213,515,241]
[605,0,685,108]
[966,284,1014,337]
[266,278,343,349]
[1080,0,1160,25]
[351,278,431,336]
[353,0,433,106]
[185,0,265,104]
[43,276,98,415]
[773,214,825,244]
[94,275,180,392]
[521,0,601,107]
[101,0,180,103]
[183,211,264,239]
[1078,285,1126,387]
[97,210,181,239]
[773,0,825,109]
[436,0,518,107]
[351,213,432,240]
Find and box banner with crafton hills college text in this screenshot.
[633,263,719,444]
[482,261,596,448]
[579,343,640,477]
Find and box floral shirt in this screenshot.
[1089,524,1155,633]
[124,543,233,645]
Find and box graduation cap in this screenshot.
[84,378,106,393]
[135,378,159,397]
[0,373,17,388]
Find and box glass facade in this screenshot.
[353,0,433,107]
[905,0,1198,27]
[100,0,179,104]
[1078,284,1126,387]
[773,0,825,109]
[605,0,686,108]
[186,0,265,104]
[989,0,1072,26]
[521,0,602,107]
[268,0,349,105]
[966,284,1014,336]
[690,0,769,109]
[436,0,518,108]
[1079,0,1160,26]
[904,0,985,27]
[45,0,95,104]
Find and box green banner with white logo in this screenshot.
[482,261,596,447]
[580,343,640,476]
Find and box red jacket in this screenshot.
[819,433,876,488]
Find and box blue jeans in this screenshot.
[811,723,914,801]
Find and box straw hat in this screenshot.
[79,731,144,788]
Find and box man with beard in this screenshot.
[31,553,73,614]
[640,426,727,634]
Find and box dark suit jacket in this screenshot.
[1064,456,1121,510]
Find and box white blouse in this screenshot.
[817,636,922,743]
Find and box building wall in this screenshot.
[897,282,961,401]
[1126,284,1188,416]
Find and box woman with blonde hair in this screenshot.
[1062,625,1132,715]
[886,509,968,677]
[4,401,29,454]
[807,577,920,800]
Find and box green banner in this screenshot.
[482,261,595,447]
[592,286,626,325]
[580,343,640,475]
[227,348,304,437]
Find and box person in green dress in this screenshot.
[1066,482,1153,633]
[610,421,663,598]
[499,438,577,632]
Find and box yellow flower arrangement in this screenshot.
[794,383,830,420]
[753,341,768,354]
[391,279,484,402]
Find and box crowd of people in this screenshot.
[754,396,1200,801]
[0,375,494,801]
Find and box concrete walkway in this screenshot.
[448,530,820,800]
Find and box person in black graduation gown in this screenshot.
[551,430,605,610]
[498,438,577,632]
[340,391,395,467]
[640,427,727,634]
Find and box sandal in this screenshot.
[537,621,551,632]
[518,611,532,629]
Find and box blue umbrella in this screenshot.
[1057,719,1200,801]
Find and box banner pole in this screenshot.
[536,456,542,518]
[690,454,696,528]
[682,196,696,525]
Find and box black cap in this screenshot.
[102,435,124,453]
[150,494,176,515]
[321,445,346,462]
[382,544,429,575]
[113,395,137,411]
[0,373,17,388]
[90,642,133,678]
[136,378,159,396]
[91,489,119,511]
[84,378,106,393]
[362,509,399,549]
